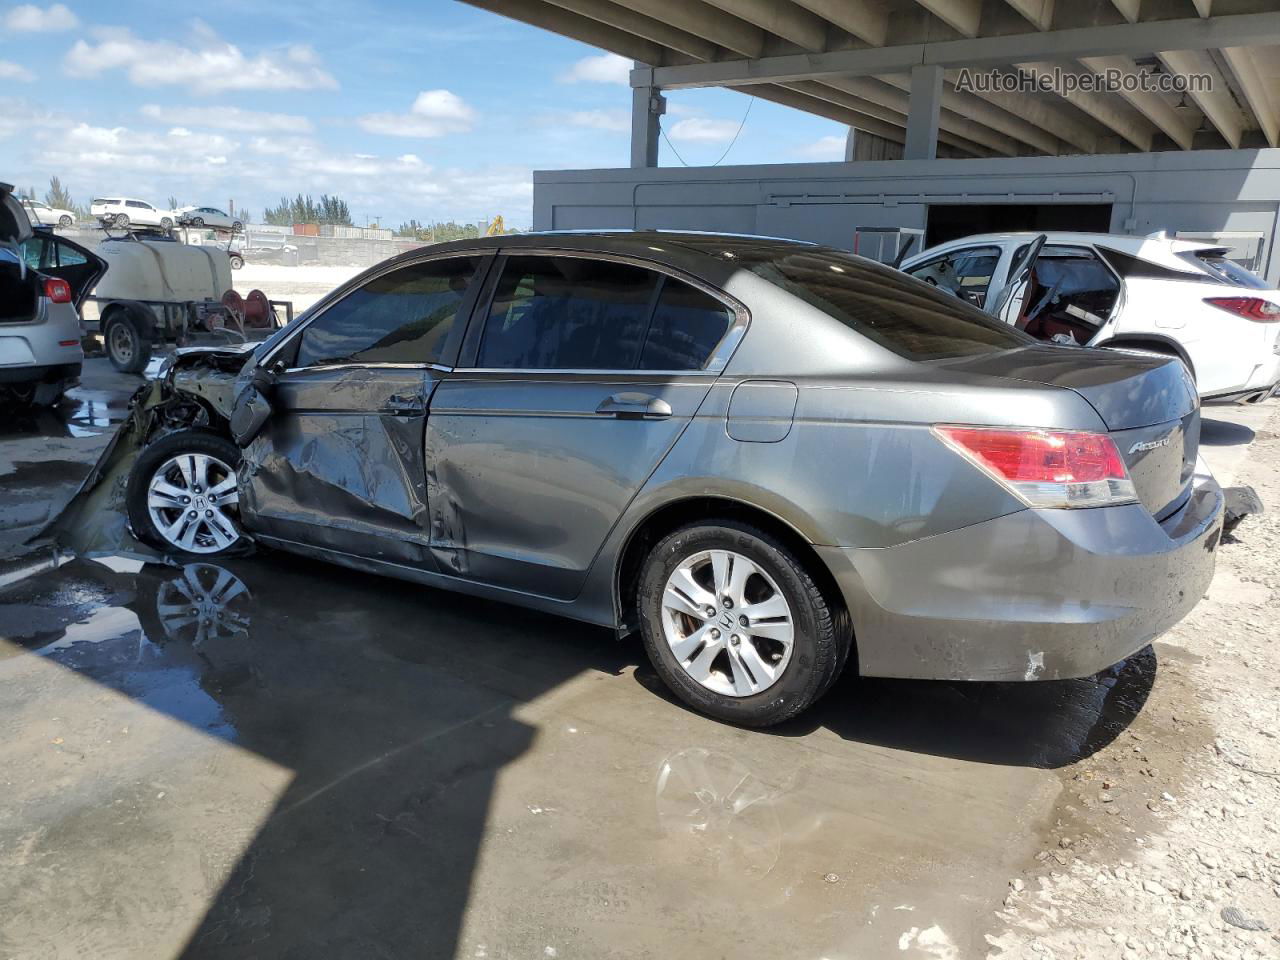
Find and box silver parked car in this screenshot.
[1,184,105,405]
[117,232,1223,726]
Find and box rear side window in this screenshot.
[730,244,1031,360]
[639,280,733,369]
[476,255,735,371]
[126,201,149,209]
[295,257,479,368]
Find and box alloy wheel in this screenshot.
[661,549,795,697]
[146,453,241,553]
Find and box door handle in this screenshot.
[380,393,423,415]
[595,392,672,420]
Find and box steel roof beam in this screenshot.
[637,13,1280,88]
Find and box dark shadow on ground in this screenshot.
[1,551,629,959]
[1200,417,1256,447]
[635,648,1156,770]
[3,547,1157,956]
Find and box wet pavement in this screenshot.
[0,363,1270,958]
[0,546,1161,959]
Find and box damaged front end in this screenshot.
[36,344,259,556]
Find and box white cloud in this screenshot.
[64,23,337,95]
[558,52,630,85]
[668,117,742,143]
[0,60,34,82]
[358,89,475,138]
[4,3,78,31]
[560,109,629,133]
[5,99,534,228]
[794,135,847,160]
[140,103,313,134]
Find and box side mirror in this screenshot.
[230,385,272,447]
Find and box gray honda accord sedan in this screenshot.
[120,231,1223,726]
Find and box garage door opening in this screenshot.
[925,203,1113,247]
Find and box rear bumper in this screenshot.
[819,464,1223,682]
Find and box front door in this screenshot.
[427,252,739,600]
[241,254,487,566]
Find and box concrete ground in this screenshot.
[0,359,1276,959]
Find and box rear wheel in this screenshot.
[103,309,152,373]
[637,521,848,727]
[190,217,205,227]
[127,431,244,558]
[160,217,173,229]
[114,213,130,228]
[229,254,244,270]
[231,220,243,233]
[57,215,72,228]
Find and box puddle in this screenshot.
[0,387,131,441]
[0,550,1163,958]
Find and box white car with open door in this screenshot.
[20,199,76,229]
[1,184,106,405]
[900,232,1280,404]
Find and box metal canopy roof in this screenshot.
[463,0,1280,158]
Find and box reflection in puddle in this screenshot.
[0,389,128,440]
[153,563,252,647]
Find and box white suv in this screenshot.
[901,231,1280,403]
[91,197,175,230]
[20,199,76,228]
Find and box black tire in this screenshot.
[103,309,152,374]
[637,520,848,727]
[58,215,72,228]
[160,217,173,229]
[231,220,243,233]
[191,217,205,227]
[229,254,244,270]
[114,213,130,227]
[127,430,245,559]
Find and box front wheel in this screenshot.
[229,254,244,270]
[114,213,130,227]
[127,430,245,557]
[160,217,173,229]
[58,215,72,228]
[231,220,243,233]
[637,521,849,727]
[190,217,205,227]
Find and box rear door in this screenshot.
[426,251,740,599]
[24,233,106,307]
[241,253,489,565]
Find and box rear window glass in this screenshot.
[679,238,1031,361]
[1185,252,1269,290]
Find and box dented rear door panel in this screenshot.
[239,364,439,566]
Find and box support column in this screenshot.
[904,64,944,160]
[844,127,857,161]
[631,63,665,168]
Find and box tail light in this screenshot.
[934,426,1137,509]
[1204,296,1280,322]
[42,277,72,304]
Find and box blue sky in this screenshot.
[0,1,849,227]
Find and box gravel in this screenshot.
[987,410,1280,959]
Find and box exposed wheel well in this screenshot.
[615,496,853,665]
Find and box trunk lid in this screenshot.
[937,345,1200,519]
